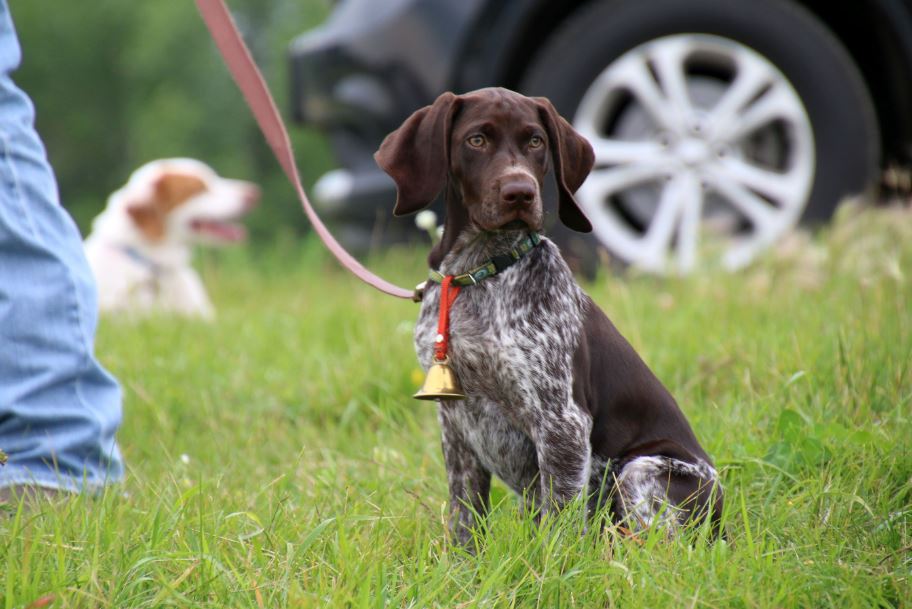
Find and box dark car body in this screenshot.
[290,0,912,251]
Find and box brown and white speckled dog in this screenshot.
[376,87,722,546]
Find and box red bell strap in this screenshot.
[434,275,462,362]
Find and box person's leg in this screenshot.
[0,1,123,493]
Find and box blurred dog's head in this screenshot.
[115,158,259,246]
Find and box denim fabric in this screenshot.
[0,1,123,492]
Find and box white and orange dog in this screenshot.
[84,159,259,318]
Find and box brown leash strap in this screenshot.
[195,0,414,300]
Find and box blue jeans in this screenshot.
[0,2,123,492]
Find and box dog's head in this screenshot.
[120,159,259,246]
[375,87,594,234]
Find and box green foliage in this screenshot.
[1,216,910,607]
[8,0,334,239]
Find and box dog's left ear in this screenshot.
[534,97,594,233]
[375,92,461,216]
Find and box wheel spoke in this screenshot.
[642,171,699,266]
[675,174,703,272]
[585,163,668,195]
[705,168,780,232]
[720,85,802,141]
[612,53,677,132]
[705,49,772,140]
[716,156,796,203]
[589,138,666,165]
[649,38,695,130]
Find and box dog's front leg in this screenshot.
[531,401,592,516]
[439,407,491,549]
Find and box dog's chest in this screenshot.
[414,239,585,490]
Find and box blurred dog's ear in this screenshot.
[153,172,206,211]
[124,171,207,241]
[534,97,594,233]
[126,200,166,241]
[375,92,460,216]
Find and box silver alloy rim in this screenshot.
[573,34,815,273]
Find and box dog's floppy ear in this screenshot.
[126,200,166,241]
[124,172,206,242]
[375,92,460,216]
[153,172,206,211]
[534,97,594,233]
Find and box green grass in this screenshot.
[2,210,911,608]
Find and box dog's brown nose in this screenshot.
[501,179,536,206]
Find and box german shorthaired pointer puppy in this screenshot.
[376,87,722,546]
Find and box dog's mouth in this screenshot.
[189,218,248,242]
[498,219,529,230]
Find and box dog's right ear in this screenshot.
[375,92,460,216]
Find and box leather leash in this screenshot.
[194,0,414,300]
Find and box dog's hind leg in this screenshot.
[611,456,722,535]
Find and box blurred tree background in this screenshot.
[8,0,334,241]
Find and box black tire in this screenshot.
[520,0,880,270]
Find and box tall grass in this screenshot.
[2,208,910,608]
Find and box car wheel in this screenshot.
[521,0,880,273]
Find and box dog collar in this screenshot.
[113,244,162,275]
[427,232,541,287]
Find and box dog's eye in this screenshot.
[529,135,544,149]
[467,135,486,148]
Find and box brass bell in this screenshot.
[413,359,465,401]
